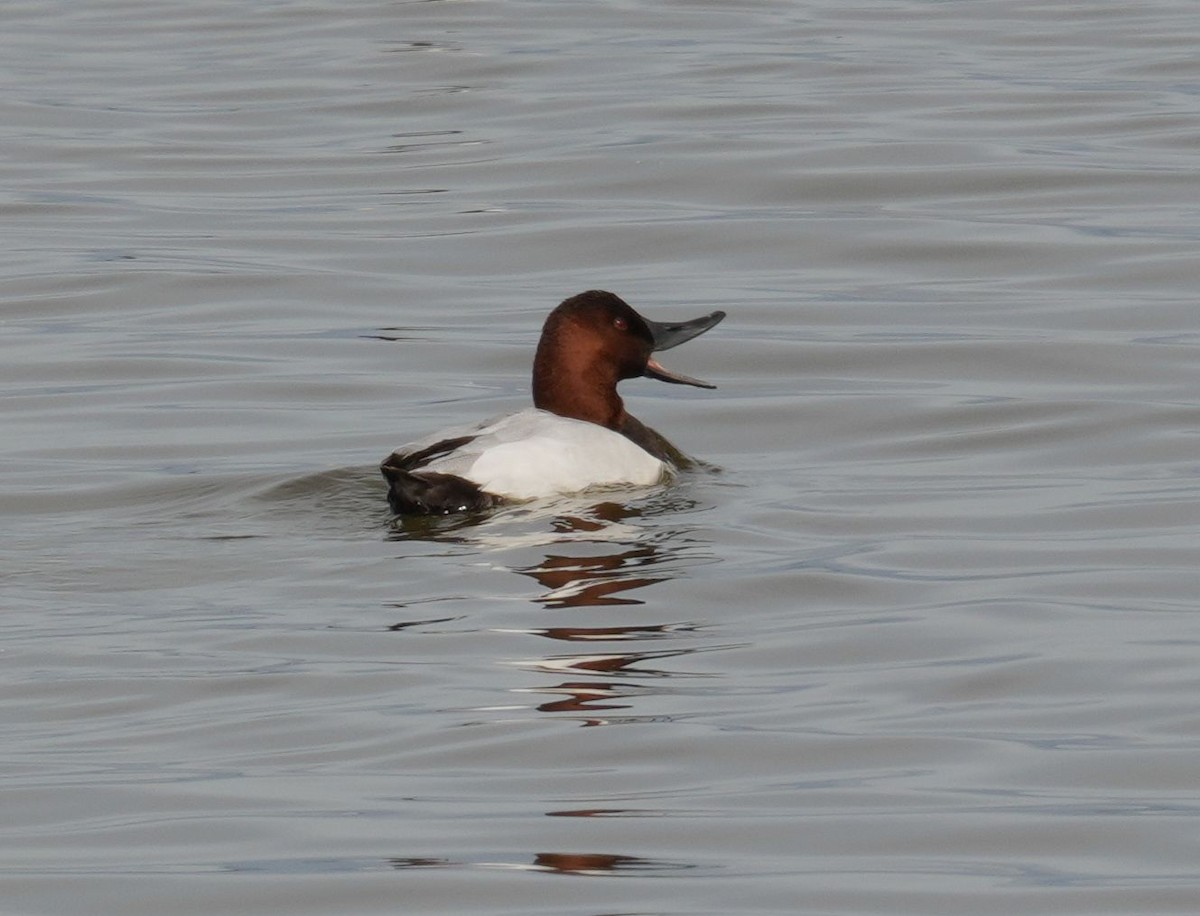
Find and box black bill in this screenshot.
[642,310,725,389]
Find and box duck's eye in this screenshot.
[613,317,628,331]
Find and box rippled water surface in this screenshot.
[4,1,1199,913]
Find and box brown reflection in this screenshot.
[531,852,682,875]
[524,622,697,642]
[519,546,666,607]
[526,680,630,714]
[512,499,714,608]
[515,504,670,606]
[514,644,715,723]
[516,646,704,679]
[388,851,697,876]
[550,499,640,530]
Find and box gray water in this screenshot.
[4,1,1199,914]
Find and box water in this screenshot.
[4,1,1199,913]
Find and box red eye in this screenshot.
[614,317,628,331]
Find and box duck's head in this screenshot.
[532,290,725,425]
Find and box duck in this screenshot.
[381,289,725,515]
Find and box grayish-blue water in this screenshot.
[4,1,1199,913]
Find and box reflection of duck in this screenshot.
[382,291,724,515]
[525,680,632,715]
[389,851,697,875]
[499,501,674,607]
[521,546,666,607]
[529,852,678,874]
[529,622,696,642]
[383,495,723,726]
[511,626,719,723]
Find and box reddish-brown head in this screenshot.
[531,290,724,428]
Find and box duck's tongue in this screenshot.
[644,356,717,389]
[642,310,725,389]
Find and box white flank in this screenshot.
[392,408,669,500]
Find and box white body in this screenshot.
[391,408,670,501]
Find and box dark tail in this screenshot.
[381,460,499,515]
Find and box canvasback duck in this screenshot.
[381,290,725,515]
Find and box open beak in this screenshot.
[642,310,726,389]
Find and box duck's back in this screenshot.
[383,408,669,512]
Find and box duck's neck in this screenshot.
[532,355,626,429]
[532,350,684,463]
